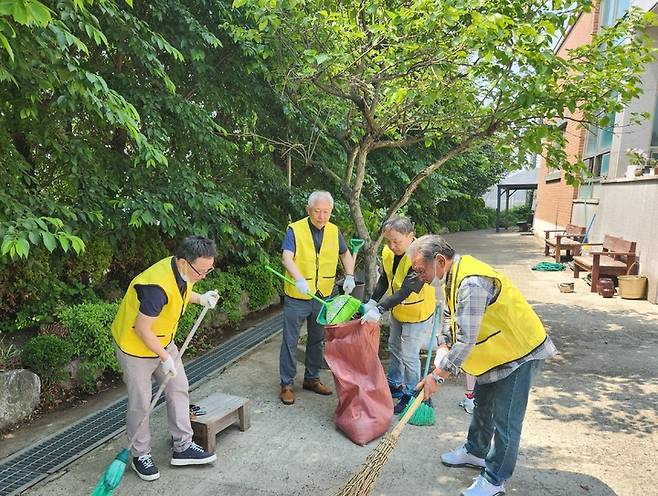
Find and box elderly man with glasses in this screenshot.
[111,235,221,482]
[409,234,557,496]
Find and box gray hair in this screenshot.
[407,234,455,261]
[382,216,414,235]
[307,190,334,208]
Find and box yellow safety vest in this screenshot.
[112,257,192,358]
[284,218,339,299]
[446,255,547,376]
[382,245,436,323]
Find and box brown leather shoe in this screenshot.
[302,379,333,395]
[280,385,295,405]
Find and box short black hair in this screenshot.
[176,235,217,261]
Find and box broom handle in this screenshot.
[391,391,426,438]
[126,305,209,451]
[265,265,327,305]
[388,301,442,439]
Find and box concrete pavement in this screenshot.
[21,230,658,496]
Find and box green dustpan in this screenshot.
[316,294,364,326]
[265,265,365,325]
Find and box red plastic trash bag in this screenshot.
[324,319,393,446]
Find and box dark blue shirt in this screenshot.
[281,219,348,254]
[134,257,187,317]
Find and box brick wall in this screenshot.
[535,8,600,229]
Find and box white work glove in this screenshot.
[295,278,310,295]
[198,290,219,309]
[343,275,356,295]
[360,306,381,323]
[160,355,177,378]
[363,299,378,313]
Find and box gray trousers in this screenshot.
[116,343,193,457]
[280,296,325,386]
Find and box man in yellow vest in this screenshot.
[112,235,221,481]
[409,235,557,496]
[360,216,436,414]
[280,191,355,405]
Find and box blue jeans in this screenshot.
[386,316,432,397]
[280,296,325,386]
[465,359,544,487]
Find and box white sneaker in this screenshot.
[462,475,505,496]
[459,395,475,414]
[441,445,486,469]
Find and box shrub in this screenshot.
[63,237,114,289]
[234,264,278,310]
[59,301,120,373]
[22,334,75,382]
[175,303,204,346]
[75,360,104,394]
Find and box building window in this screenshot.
[583,112,615,178]
[600,0,629,28]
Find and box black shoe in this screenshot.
[393,394,412,414]
[131,454,160,481]
[171,442,217,466]
[389,384,404,399]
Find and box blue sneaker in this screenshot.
[131,454,160,481]
[389,384,404,399]
[393,394,412,414]
[171,442,217,466]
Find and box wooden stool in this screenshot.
[190,393,251,452]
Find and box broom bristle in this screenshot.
[91,449,129,495]
[401,400,436,426]
[335,433,399,496]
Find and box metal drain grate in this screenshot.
[0,313,282,496]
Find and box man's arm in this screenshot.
[434,277,495,376]
[370,266,388,302]
[340,250,354,276]
[134,312,169,361]
[282,249,304,281]
[377,269,424,310]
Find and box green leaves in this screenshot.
[0,0,52,27]
[0,217,86,260]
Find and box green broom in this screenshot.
[91,306,210,495]
[399,303,442,426]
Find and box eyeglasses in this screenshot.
[413,265,428,276]
[187,260,214,276]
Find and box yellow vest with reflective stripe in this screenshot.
[284,218,339,299]
[382,245,436,323]
[447,255,547,376]
[112,257,192,358]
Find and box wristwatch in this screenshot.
[431,373,445,385]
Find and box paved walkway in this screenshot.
[22,230,658,495]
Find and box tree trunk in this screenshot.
[361,244,379,299]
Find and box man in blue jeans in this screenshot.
[409,235,557,496]
[360,216,436,414]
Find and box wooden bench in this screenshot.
[544,223,586,262]
[190,393,251,452]
[572,234,637,293]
